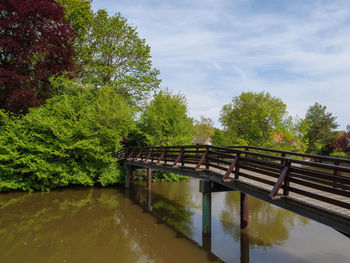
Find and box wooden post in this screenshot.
[240,230,249,263]
[147,187,152,211]
[124,164,130,188]
[234,153,240,179]
[240,192,249,230]
[147,168,152,189]
[205,145,210,170]
[334,160,342,176]
[201,180,212,237]
[181,146,185,167]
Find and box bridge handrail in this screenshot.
[227,145,350,164]
[116,145,350,210]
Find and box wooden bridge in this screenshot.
[116,145,350,236]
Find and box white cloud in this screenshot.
[92,0,350,129]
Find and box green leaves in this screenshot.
[138,90,194,146]
[304,102,338,155]
[220,91,287,147]
[219,91,308,151]
[0,80,135,192]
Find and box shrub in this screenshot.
[0,81,135,191]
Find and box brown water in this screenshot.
[0,179,349,263]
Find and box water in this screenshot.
[0,179,349,263]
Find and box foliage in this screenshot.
[138,90,194,146]
[304,103,338,155]
[0,80,135,191]
[57,0,93,74]
[0,0,75,113]
[219,91,308,151]
[194,116,215,143]
[132,169,187,182]
[211,128,231,146]
[220,91,287,146]
[267,116,309,152]
[334,132,350,154]
[73,9,161,106]
[331,150,349,159]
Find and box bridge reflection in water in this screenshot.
[125,180,312,262]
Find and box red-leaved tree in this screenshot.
[0,0,75,113]
[334,132,350,154]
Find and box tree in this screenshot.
[0,80,135,191]
[211,128,231,146]
[0,0,75,113]
[304,103,338,155]
[80,9,160,106]
[57,0,93,74]
[138,90,194,146]
[219,91,308,151]
[220,91,288,147]
[194,116,215,143]
[334,132,350,155]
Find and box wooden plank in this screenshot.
[289,177,350,198]
[269,166,290,200]
[289,187,350,209]
[290,167,350,185]
[127,151,134,160]
[239,164,279,179]
[223,157,239,180]
[156,151,166,165]
[172,150,184,167]
[196,151,208,170]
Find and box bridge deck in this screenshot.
[118,145,350,234]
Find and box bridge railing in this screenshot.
[116,145,350,211]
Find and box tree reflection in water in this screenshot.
[220,191,310,248]
[0,186,218,263]
[126,182,195,238]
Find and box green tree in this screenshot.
[304,103,338,155]
[194,116,215,143]
[57,0,93,74]
[0,80,135,191]
[83,10,160,106]
[138,90,194,146]
[219,91,308,151]
[57,3,160,106]
[220,91,287,147]
[211,128,230,146]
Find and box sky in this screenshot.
[92,0,350,129]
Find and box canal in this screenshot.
[0,179,349,262]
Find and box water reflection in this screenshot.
[0,180,349,263]
[0,187,218,263]
[126,183,195,237]
[220,191,309,248]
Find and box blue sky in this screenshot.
[92,0,350,129]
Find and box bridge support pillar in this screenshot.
[240,192,249,230]
[200,180,212,237]
[147,168,152,189]
[124,163,133,188]
[147,187,152,211]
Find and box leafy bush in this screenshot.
[0,81,135,191]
